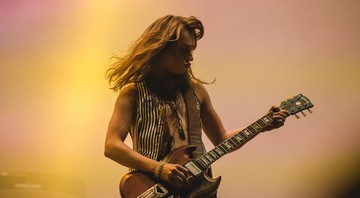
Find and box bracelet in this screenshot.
[154,162,165,179]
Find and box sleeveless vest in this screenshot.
[130,81,206,161]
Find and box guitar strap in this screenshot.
[184,88,215,190]
[183,88,215,179]
[183,88,206,159]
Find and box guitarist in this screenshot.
[104,15,290,197]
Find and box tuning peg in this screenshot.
[295,114,300,119]
[308,109,313,114]
[301,111,307,116]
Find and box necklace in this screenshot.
[168,94,186,140]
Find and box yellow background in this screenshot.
[1,0,360,197]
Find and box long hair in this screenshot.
[106,15,206,92]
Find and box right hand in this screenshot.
[159,163,190,189]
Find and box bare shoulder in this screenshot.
[190,79,210,104]
[117,82,138,103]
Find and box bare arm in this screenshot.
[104,83,159,173]
[104,83,189,188]
[194,82,289,148]
[194,82,241,147]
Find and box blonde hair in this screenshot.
[106,15,206,91]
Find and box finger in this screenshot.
[273,112,289,119]
[280,110,291,117]
[173,168,189,187]
[170,173,183,183]
[271,121,284,128]
[169,174,186,189]
[270,105,280,112]
[177,172,190,187]
[169,167,190,187]
[176,175,188,188]
[174,165,189,180]
[272,116,286,125]
[176,165,189,174]
[272,115,285,122]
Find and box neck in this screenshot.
[145,72,189,101]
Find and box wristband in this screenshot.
[154,162,165,179]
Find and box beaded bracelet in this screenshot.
[154,162,165,179]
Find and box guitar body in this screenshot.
[119,145,221,198]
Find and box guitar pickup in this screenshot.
[184,161,202,176]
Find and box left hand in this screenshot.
[262,105,290,132]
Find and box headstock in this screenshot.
[280,94,314,119]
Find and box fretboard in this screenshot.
[192,112,274,171]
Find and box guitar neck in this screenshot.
[186,93,313,174]
[192,112,274,171]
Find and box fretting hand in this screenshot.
[263,105,290,132]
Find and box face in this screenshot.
[156,28,196,75]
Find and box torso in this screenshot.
[130,81,192,161]
[159,91,189,150]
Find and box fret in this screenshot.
[208,149,219,160]
[232,136,241,144]
[247,126,256,134]
[218,143,227,153]
[251,123,261,132]
[193,160,206,170]
[202,155,211,165]
[226,139,233,146]
[201,155,210,166]
[202,155,211,167]
[228,138,237,146]
[219,143,229,152]
[231,136,239,144]
[251,122,261,134]
[223,139,233,148]
[239,131,248,140]
[200,158,209,169]
[209,151,218,160]
[243,128,253,136]
[228,137,238,147]
[257,118,268,128]
[204,154,214,163]
[234,134,244,142]
[194,158,205,168]
[213,150,221,159]
[223,141,233,150]
[193,154,215,171]
[263,114,273,123]
[214,147,224,156]
[230,138,240,150]
[198,159,207,169]
[217,144,225,153]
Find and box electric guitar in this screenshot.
[119,94,314,198]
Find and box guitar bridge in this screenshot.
[137,183,170,198]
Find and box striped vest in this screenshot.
[130,81,206,162]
